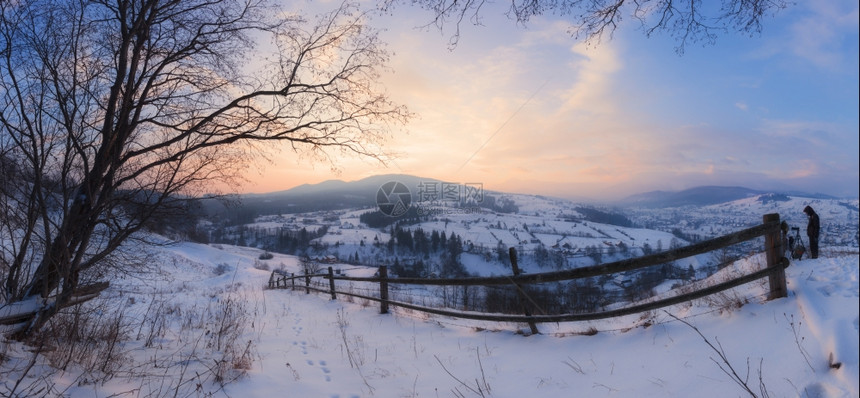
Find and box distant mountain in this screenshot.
[620,186,761,207]
[275,179,352,196]
[619,186,838,208]
[208,177,843,220]
[266,174,441,198]
[252,174,446,206]
[203,174,445,221]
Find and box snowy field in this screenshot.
[1,240,858,397]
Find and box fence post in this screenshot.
[305,272,310,294]
[268,271,274,289]
[291,273,295,290]
[510,247,539,335]
[379,265,389,314]
[764,213,788,299]
[328,267,337,300]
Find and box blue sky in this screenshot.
[249,0,859,200]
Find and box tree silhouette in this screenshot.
[384,0,789,52]
[0,0,409,338]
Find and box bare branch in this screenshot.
[388,0,790,52]
[1,0,408,340]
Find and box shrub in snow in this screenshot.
[258,251,274,260]
[253,260,270,271]
[213,263,232,276]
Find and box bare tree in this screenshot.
[0,0,409,339]
[299,255,323,275]
[383,0,790,52]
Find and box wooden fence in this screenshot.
[268,214,790,332]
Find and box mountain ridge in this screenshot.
[214,174,846,216]
[618,185,839,208]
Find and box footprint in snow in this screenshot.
[292,340,308,355]
[320,362,331,379]
[307,359,332,382]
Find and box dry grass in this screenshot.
[1,286,259,397]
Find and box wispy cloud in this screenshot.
[754,0,860,71]
[790,0,858,70]
[240,2,858,199]
[758,119,842,147]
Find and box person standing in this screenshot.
[804,205,820,259]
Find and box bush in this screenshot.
[253,260,270,271]
[214,263,232,276]
[258,251,274,260]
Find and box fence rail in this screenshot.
[268,214,790,331]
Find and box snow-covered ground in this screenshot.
[2,240,858,397]
[629,195,859,248]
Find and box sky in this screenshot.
[244,0,860,200]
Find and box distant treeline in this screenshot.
[574,207,635,227]
[386,224,468,278]
[209,224,330,256]
[478,195,519,214]
[360,206,426,228]
[200,194,374,226]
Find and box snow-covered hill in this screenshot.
[214,192,684,276]
[3,239,856,397]
[206,191,858,292]
[628,194,859,249]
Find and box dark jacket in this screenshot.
[804,206,820,239]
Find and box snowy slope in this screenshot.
[628,195,859,248]
[3,239,855,397]
[229,248,860,398]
